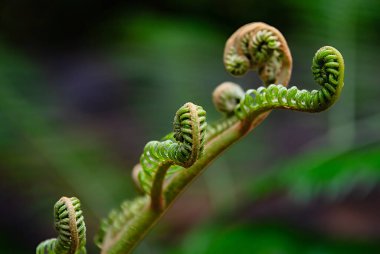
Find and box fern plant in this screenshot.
[36,22,345,254]
[36,197,86,254]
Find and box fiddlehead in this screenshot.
[36,197,86,254]
[98,103,206,252]
[95,22,344,254]
[234,46,344,119]
[135,102,207,201]
[206,82,244,141]
[212,82,245,115]
[224,22,292,85]
[227,29,281,83]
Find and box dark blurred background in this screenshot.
[1,0,380,253]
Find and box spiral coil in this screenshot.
[34,21,345,254]
[137,102,207,194]
[224,29,282,83]
[36,197,86,254]
[234,46,344,119]
[224,47,250,76]
[242,29,281,64]
[224,22,292,87]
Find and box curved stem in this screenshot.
[150,163,171,211]
[102,209,160,254]
[101,22,292,254]
[104,112,268,254]
[165,113,267,203]
[98,23,346,254]
[235,46,344,120]
[100,103,206,253]
[136,103,206,193]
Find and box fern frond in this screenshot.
[224,22,292,85]
[135,102,207,195]
[234,46,344,119]
[205,82,244,141]
[36,197,86,254]
[96,22,345,254]
[95,196,149,248]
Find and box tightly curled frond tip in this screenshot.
[36,197,86,254]
[234,46,344,119]
[136,102,206,194]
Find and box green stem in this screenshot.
[99,25,347,254]
[104,113,269,254]
[149,163,171,211]
[101,209,160,254]
[165,113,267,203]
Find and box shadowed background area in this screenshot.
[1,0,380,253]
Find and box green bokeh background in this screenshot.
[1,0,380,253]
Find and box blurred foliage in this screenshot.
[0,0,380,253]
[0,41,134,253]
[171,223,380,254]
[163,138,380,254]
[249,143,380,202]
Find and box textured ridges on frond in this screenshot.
[95,196,149,247]
[311,46,344,109]
[244,29,281,65]
[138,140,178,192]
[36,197,86,254]
[206,116,238,142]
[234,46,344,119]
[54,197,86,254]
[224,46,250,76]
[224,22,292,86]
[226,29,282,76]
[235,85,313,119]
[36,239,56,254]
[173,103,207,166]
[136,102,207,194]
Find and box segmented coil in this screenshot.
[95,196,148,247]
[206,117,238,142]
[234,46,344,119]
[224,47,250,76]
[242,29,281,64]
[36,197,86,254]
[224,22,293,86]
[137,102,207,194]
[225,29,282,81]
[164,82,243,173]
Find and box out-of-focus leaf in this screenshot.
[249,143,380,202]
[171,223,380,254]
